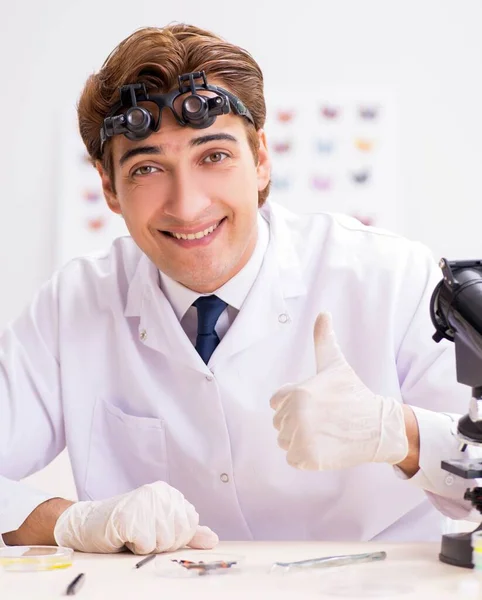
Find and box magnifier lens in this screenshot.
[184,95,204,116]
[127,108,148,130]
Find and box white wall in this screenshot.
[1,0,482,513]
[3,0,482,329]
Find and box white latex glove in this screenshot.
[54,481,218,554]
[270,312,409,470]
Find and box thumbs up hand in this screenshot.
[270,313,409,470]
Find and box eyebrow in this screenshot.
[189,133,238,147]
[119,145,161,167]
[118,133,238,167]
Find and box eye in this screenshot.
[203,152,229,164]
[132,165,160,176]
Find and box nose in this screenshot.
[162,169,212,223]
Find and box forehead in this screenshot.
[112,110,250,159]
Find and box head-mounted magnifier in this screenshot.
[100,71,255,152]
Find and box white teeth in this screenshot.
[170,221,220,240]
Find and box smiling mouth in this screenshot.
[162,217,226,240]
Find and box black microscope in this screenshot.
[430,258,482,568]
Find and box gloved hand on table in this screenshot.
[270,312,409,470]
[54,481,218,554]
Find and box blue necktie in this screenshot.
[193,295,228,364]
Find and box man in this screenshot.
[1,24,478,554]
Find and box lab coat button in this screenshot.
[139,329,147,341]
[445,475,454,486]
[206,374,214,381]
[278,313,289,324]
[220,473,229,483]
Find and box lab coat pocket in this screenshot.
[84,397,169,501]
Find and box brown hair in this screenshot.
[77,23,270,205]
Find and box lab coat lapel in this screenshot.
[209,203,307,367]
[125,254,204,371]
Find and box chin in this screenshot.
[183,266,230,292]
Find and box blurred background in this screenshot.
[1,0,480,530]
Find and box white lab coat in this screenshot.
[0,201,478,542]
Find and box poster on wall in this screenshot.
[264,85,399,232]
[56,86,399,267]
[56,111,129,268]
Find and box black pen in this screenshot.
[135,554,156,569]
[65,572,85,596]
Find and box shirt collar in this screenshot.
[158,212,270,322]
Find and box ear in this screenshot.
[255,129,271,192]
[95,160,122,215]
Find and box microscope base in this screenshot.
[439,524,482,568]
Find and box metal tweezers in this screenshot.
[272,550,387,570]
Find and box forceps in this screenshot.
[272,550,387,570]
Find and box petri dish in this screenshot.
[0,545,73,572]
[155,551,245,578]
